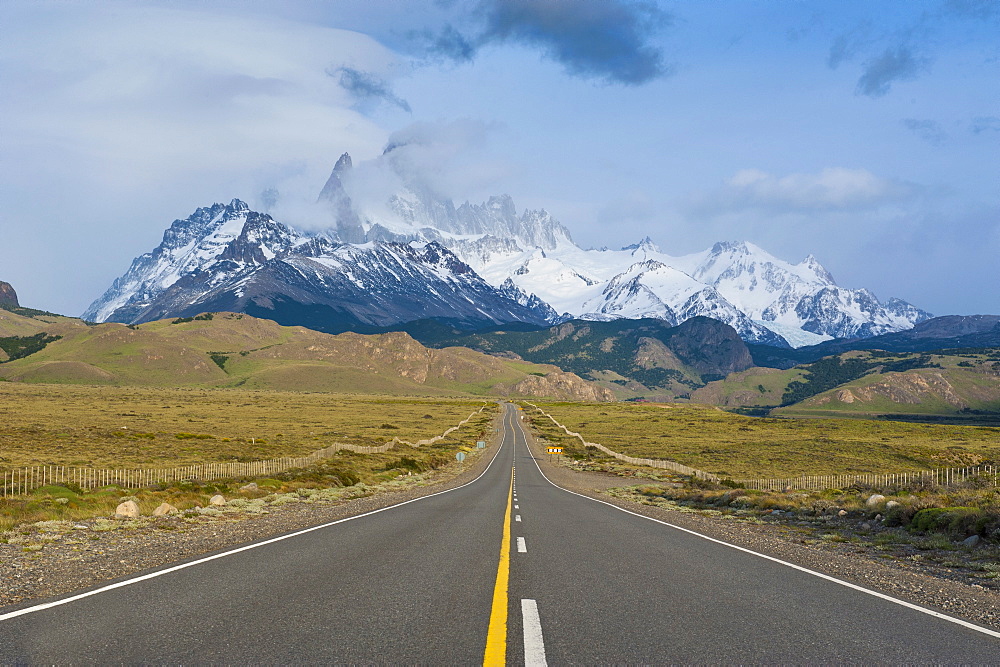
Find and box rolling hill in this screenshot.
[0,310,612,401]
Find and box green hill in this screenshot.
[0,312,613,401]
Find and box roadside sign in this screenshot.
[546,447,563,454]
[476,441,486,448]
[456,452,467,462]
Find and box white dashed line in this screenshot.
[517,537,527,553]
[521,599,548,666]
[515,515,521,522]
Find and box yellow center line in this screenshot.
[483,463,514,665]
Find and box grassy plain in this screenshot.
[0,382,491,468]
[525,401,1000,479]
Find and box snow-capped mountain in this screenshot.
[83,199,557,331]
[84,151,932,346]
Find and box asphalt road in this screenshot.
[1,403,998,663]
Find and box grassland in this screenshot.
[524,401,1000,479]
[0,383,500,531]
[0,382,491,468]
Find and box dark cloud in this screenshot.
[416,0,673,85]
[855,46,928,97]
[903,118,947,145]
[411,24,476,63]
[971,116,1000,134]
[330,67,412,112]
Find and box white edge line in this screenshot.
[521,598,548,666]
[0,414,511,623]
[515,411,1000,641]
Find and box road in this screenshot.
[1,403,997,663]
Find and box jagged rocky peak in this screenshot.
[0,281,18,309]
[622,237,659,252]
[318,152,351,201]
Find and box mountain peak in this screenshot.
[229,199,250,212]
[621,236,659,252]
[334,152,352,173]
[710,240,754,255]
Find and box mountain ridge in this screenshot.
[82,151,932,346]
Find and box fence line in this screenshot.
[1,404,492,498]
[524,403,719,482]
[733,465,999,492]
[522,403,999,492]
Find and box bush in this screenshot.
[911,506,984,537]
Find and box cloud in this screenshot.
[0,3,397,315]
[903,118,947,145]
[411,24,477,63]
[330,66,412,112]
[415,0,673,85]
[855,46,928,97]
[330,118,510,223]
[971,116,1000,134]
[688,168,918,217]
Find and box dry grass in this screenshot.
[0,383,491,468]
[0,399,499,532]
[525,401,1000,478]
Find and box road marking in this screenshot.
[483,466,514,666]
[0,411,514,623]
[521,599,548,666]
[517,537,527,553]
[514,504,519,509]
[516,515,521,522]
[515,417,1000,641]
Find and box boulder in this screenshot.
[885,500,900,510]
[153,502,178,516]
[865,494,886,507]
[837,509,848,517]
[962,535,982,548]
[209,494,226,506]
[115,500,140,518]
[239,482,259,492]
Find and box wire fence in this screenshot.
[733,465,999,492]
[523,403,999,492]
[1,404,492,497]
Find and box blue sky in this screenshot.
[1,0,997,318]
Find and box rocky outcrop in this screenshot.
[817,371,968,408]
[0,281,18,309]
[509,370,615,402]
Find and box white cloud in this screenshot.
[688,167,917,217]
[0,2,407,314]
